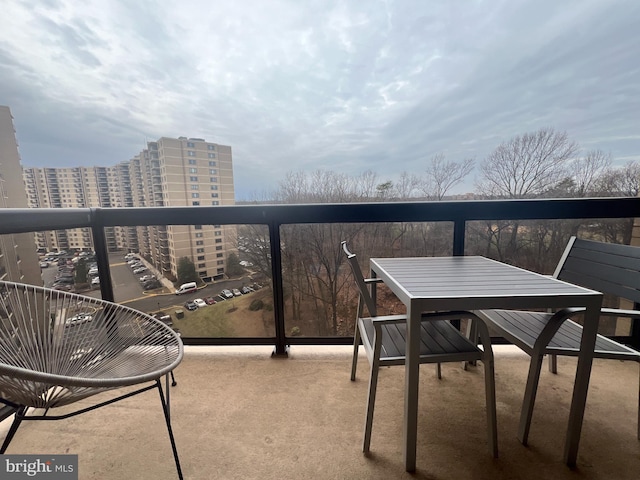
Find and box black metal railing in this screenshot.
[1,197,640,354]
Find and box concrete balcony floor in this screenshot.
[1,345,638,479]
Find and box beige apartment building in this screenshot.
[0,106,42,285]
[22,135,235,283]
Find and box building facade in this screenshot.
[22,136,235,282]
[0,106,42,285]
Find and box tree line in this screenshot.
[237,127,640,336]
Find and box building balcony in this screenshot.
[0,198,638,478]
[0,345,637,480]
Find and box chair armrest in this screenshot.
[368,314,408,325]
[363,278,383,284]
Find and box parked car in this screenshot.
[133,267,148,274]
[232,288,242,297]
[52,283,72,291]
[39,261,48,268]
[129,262,143,269]
[142,280,161,290]
[221,289,233,299]
[65,313,92,327]
[193,298,207,308]
[184,300,198,311]
[139,274,155,283]
[91,276,100,286]
[88,266,99,275]
[241,286,253,294]
[204,296,217,305]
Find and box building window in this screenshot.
[211,193,219,198]
[215,239,222,244]
[216,253,223,258]
[188,151,195,156]
[208,153,216,158]
[208,161,216,166]
[216,246,222,251]
[198,263,206,268]
[212,201,219,205]
[196,240,204,246]
[214,231,222,236]
[197,248,205,253]
[191,193,199,198]
[207,145,215,150]
[187,142,195,147]
[211,185,218,190]
[192,201,200,206]
[188,159,196,165]
[217,260,224,265]
[194,225,202,229]
[209,169,217,175]
[189,168,197,174]
[190,176,198,182]
[210,177,218,182]
[190,185,199,190]
[195,232,203,238]
[197,255,205,261]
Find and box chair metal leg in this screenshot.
[351,324,361,381]
[483,356,498,457]
[548,354,558,374]
[0,407,26,454]
[170,370,177,387]
[156,380,183,480]
[518,353,545,446]
[363,356,381,453]
[436,363,442,379]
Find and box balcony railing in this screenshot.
[1,197,640,354]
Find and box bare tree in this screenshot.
[475,128,578,262]
[422,154,475,200]
[569,149,612,197]
[392,171,421,200]
[597,160,640,197]
[477,127,578,198]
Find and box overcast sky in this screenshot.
[1,0,638,199]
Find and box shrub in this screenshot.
[249,299,264,311]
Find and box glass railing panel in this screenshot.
[106,223,274,339]
[280,221,454,338]
[465,217,638,338]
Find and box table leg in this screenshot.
[563,295,602,467]
[404,304,421,472]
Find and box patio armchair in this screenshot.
[0,281,184,479]
[341,242,498,456]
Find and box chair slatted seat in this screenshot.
[475,236,640,445]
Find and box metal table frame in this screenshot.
[370,256,603,472]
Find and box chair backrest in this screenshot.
[555,236,640,304]
[341,241,377,317]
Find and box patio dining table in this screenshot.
[369,255,603,472]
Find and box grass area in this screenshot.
[168,290,272,337]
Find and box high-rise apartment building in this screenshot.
[22,135,235,282]
[0,106,42,285]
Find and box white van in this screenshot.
[175,282,197,295]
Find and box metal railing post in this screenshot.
[268,221,288,356]
[453,219,466,256]
[90,208,115,302]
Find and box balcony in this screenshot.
[0,345,637,479]
[0,198,639,477]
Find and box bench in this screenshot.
[475,236,640,444]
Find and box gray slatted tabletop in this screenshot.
[369,256,603,472]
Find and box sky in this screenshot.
[1,0,639,200]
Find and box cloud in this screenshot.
[0,0,638,199]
